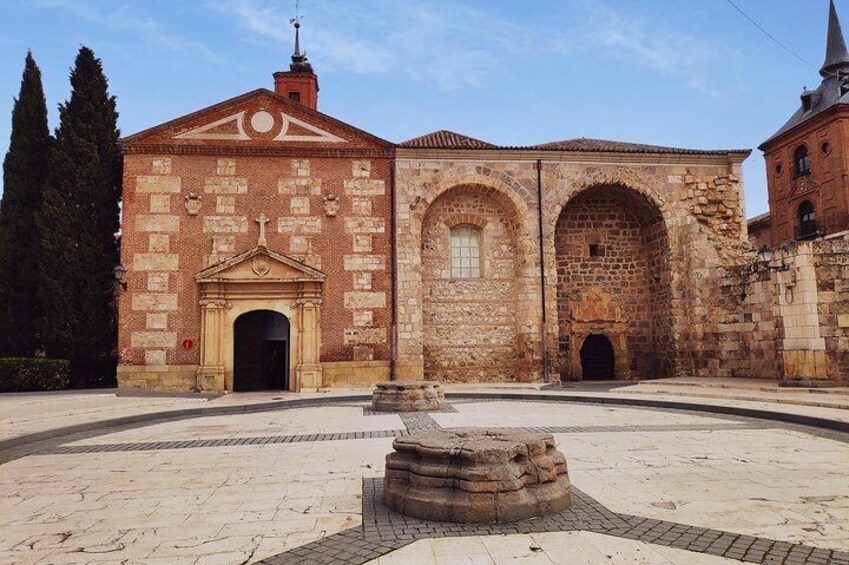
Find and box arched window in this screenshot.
[793,145,810,177]
[450,224,481,278]
[798,200,817,238]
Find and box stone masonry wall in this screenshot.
[397,155,748,383]
[541,162,748,380]
[394,159,542,382]
[554,187,670,380]
[421,185,522,382]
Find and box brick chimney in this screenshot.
[274,21,319,110]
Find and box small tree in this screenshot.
[0,52,51,356]
[39,46,121,386]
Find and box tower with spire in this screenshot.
[273,18,319,109]
[754,0,849,247]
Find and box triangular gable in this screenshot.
[196,246,325,283]
[120,89,392,151]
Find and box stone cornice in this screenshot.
[122,143,394,159]
[395,148,750,166]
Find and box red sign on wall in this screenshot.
[182,339,194,350]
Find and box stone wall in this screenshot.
[396,153,749,383]
[421,185,522,381]
[554,186,671,380]
[727,232,848,384]
[394,159,542,382]
[541,162,749,380]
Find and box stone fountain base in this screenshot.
[371,381,445,412]
[384,427,572,523]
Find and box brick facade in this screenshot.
[760,110,849,245]
[117,89,393,391]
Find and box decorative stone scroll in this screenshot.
[372,381,444,412]
[384,428,572,523]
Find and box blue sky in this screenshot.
[0,0,840,216]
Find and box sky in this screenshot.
[0,0,841,216]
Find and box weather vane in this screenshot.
[290,0,303,27]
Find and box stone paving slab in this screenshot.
[3,397,849,564]
[254,479,849,565]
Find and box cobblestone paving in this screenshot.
[255,479,849,565]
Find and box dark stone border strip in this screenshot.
[4,391,849,465]
[42,429,407,454]
[254,478,849,565]
[33,422,768,456]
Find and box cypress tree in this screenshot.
[0,52,51,356]
[39,46,121,385]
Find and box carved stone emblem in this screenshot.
[184,193,203,216]
[323,194,340,217]
[251,255,270,277]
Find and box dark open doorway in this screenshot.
[233,310,290,391]
[580,334,615,380]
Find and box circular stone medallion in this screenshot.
[250,110,275,133]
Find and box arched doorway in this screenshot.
[554,184,671,381]
[233,310,290,392]
[580,335,615,380]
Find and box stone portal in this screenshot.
[384,428,571,523]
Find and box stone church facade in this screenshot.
[116,17,844,393]
[394,138,749,383]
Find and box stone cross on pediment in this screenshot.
[256,213,270,248]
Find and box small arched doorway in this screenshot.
[580,334,615,380]
[233,310,290,391]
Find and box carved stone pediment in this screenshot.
[195,246,325,283]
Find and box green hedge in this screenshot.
[0,358,71,392]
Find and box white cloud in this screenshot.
[34,0,230,67]
[548,1,723,94]
[209,0,524,91]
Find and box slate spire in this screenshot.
[290,21,313,73]
[821,0,849,77]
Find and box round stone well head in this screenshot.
[372,380,445,412]
[384,427,572,523]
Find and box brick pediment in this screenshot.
[196,246,325,283]
[120,89,391,155]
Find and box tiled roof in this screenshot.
[528,138,749,156]
[398,132,749,156]
[398,130,499,149]
[747,212,771,227]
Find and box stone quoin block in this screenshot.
[136,175,181,193]
[203,216,248,233]
[344,291,386,309]
[203,177,247,194]
[135,215,180,233]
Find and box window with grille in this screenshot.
[450,224,481,278]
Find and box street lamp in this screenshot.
[757,245,790,272]
[113,264,128,291]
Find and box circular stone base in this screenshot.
[384,428,572,523]
[372,381,444,412]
